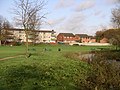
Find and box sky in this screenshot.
[0,0,119,35]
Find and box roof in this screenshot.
[59,33,75,37]
[75,34,88,38]
[88,36,96,39]
[4,28,55,33]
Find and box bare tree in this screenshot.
[110,0,120,48]
[28,13,45,45]
[2,20,13,45]
[0,16,13,45]
[0,19,2,45]
[111,1,120,29]
[13,0,46,57]
[0,15,4,45]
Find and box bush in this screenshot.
[63,52,80,60]
[77,51,120,90]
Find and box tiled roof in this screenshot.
[88,36,96,39]
[75,34,88,38]
[59,33,75,37]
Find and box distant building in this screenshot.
[1,28,15,45]
[75,34,96,43]
[3,28,56,44]
[57,33,96,44]
[100,38,109,43]
[89,36,96,43]
[57,33,75,43]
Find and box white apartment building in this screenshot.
[7,28,56,43]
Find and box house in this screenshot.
[4,28,56,44]
[75,34,96,43]
[100,38,109,43]
[57,33,75,43]
[75,34,89,43]
[89,36,96,43]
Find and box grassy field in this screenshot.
[0,44,111,58]
[0,44,111,90]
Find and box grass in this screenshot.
[0,44,112,90]
[0,44,111,58]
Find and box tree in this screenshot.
[110,1,120,49]
[95,31,104,42]
[2,20,14,45]
[96,29,120,49]
[13,0,46,57]
[0,21,2,45]
[0,16,13,45]
[104,29,120,49]
[111,1,120,29]
[28,13,44,45]
[0,15,4,45]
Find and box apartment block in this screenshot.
[5,28,56,44]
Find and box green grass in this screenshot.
[0,44,112,90]
[0,44,111,58]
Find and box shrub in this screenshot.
[77,51,120,90]
[63,52,80,60]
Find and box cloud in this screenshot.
[48,17,65,26]
[94,10,102,16]
[75,0,96,12]
[105,0,120,5]
[55,12,86,33]
[100,14,107,19]
[93,10,106,19]
[55,0,75,9]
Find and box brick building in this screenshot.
[57,33,96,43]
[75,34,96,43]
[100,38,108,43]
[57,33,75,43]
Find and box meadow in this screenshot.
[0,44,111,90]
[0,44,110,58]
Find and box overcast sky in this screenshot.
[0,0,119,35]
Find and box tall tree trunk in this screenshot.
[25,30,29,58]
[0,40,1,46]
[0,30,1,46]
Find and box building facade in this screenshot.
[57,33,96,44]
[100,38,108,43]
[57,33,75,43]
[5,28,56,44]
[75,34,96,43]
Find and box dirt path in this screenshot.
[0,55,24,61]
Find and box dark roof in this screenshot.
[75,34,88,38]
[4,28,55,33]
[88,36,96,39]
[59,33,75,37]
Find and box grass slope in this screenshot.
[0,44,111,90]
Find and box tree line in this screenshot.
[96,1,120,49]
